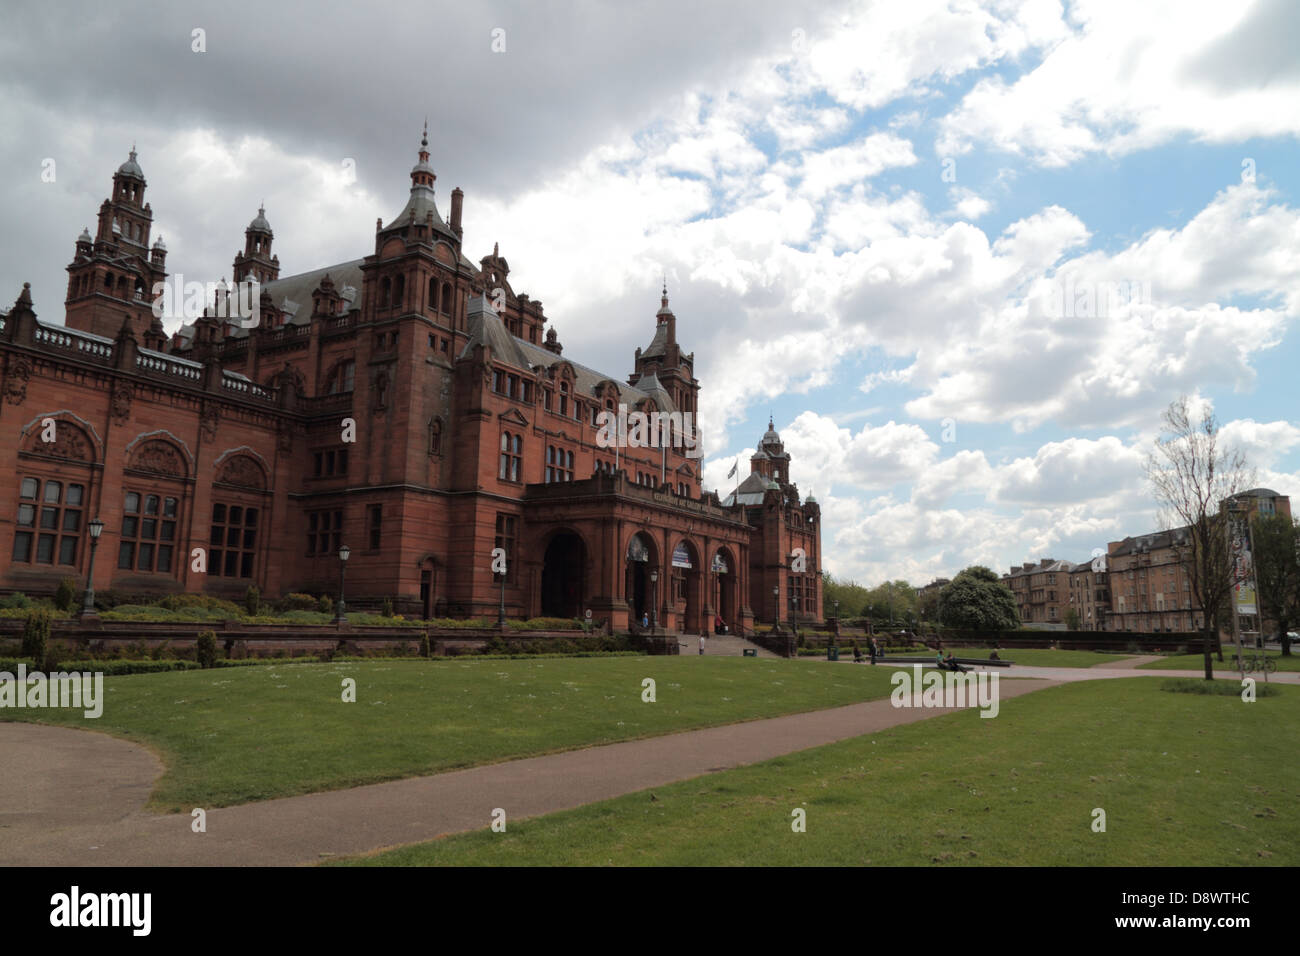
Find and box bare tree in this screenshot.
[1145,396,1254,680]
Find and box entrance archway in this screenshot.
[670,539,701,634]
[541,532,586,618]
[712,548,737,632]
[625,531,657,626]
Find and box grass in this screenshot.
[1137,649,1300,673]
[337,677,1299,866]
[0,656,899,812]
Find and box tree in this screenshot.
[821,573,871,620]
[1252,513,1299,657]
[938,566,1020,631]
[1065,607,1081,631]
[861,579,917,625]
[1145,396,1254,680]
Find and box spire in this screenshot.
[410,122,435,189]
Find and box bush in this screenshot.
[195,631,217,669]
[318,594,334,616]
[53,577,79,612]
[0,592,31,610]
[280,592,319,612]
[20,609,51,668]
[381,598,395,618]
[244,585,261,616]
[150,640,173,661]
[158,593,242,616]
[419,632,431,658]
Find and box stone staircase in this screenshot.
[678,633,782,658]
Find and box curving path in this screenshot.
[1,663,1293,866]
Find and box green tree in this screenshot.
[1065,607,1081,631]
[1252,513,1299,656]
[938,566,1019,631]
[821,573,871,620]
[21,609,51,668]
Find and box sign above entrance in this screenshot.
[672,544,692,569]
[627,536,650,563]
[712,553,728,573]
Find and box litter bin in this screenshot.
[827,646,839,661]
[743,648,757,657]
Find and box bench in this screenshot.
[874,656,1014,668]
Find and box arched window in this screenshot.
[428,418,442,456]
[441,282,452,315]
[559,383,569,417]
[392,275,405,309]
[428,277,438,311]
[104,271,114,290]
[380,277,391,308]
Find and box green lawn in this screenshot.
[339,678,1298,866]
[0,657,898,811]
[1138,649,1300,672]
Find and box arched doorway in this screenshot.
[670,539,701,634]
[541,532,586,618]
[712,548,737,632]
[625,532,657,626]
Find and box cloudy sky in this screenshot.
[3,0,1298,588]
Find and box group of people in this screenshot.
[936,650,969,673]
[852,638,883,664]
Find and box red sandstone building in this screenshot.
[0,134,821,634]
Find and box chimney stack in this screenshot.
[450,187,463,238]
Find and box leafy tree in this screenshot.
[938,566,1019,630]
[1145,396,1254,679]
[1252,513,1299,657]
[821,573,871,620]
[1065,607,1081,631]
[862,580,917,624]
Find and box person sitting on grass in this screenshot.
[943,651,968,673]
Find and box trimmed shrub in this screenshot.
[381,597,395,618]
[419,632,431,658]
[20,609,51,668]
[244,586,261,616]
[195,631,217,669]
[318,594,334,616]
[280,592,319,612]
[53,577,79,612]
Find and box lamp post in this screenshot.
[773,585,780,630]
[649,568,659,630]
[335,544,351,623]
[80,517,104,618]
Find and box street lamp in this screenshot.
[335,544,351,623]
[773,585,780,629]
[80,517,104,618]
[649,568,659,630]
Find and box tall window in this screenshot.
[116,492,177,573]
[494,513,516,583]
[368,504,382,551]
[559,383,569,417]
[326,360,355,394]
[14,478,83,566]
[499,432,521,482]
[307,510,343,555]
[210,502,257,578]
[546,446,574,483]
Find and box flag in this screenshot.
[727,459,738,479]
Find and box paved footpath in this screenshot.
[2,663,1293,866]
